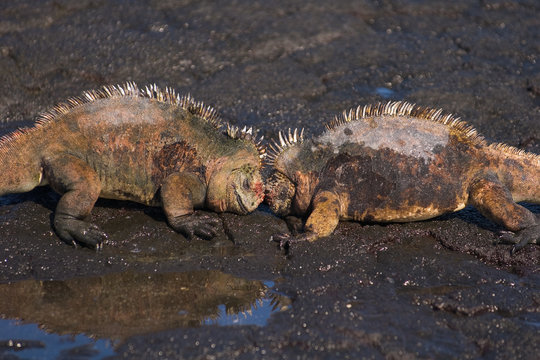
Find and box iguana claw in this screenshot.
[497,225,539,254]
[54,215,108,250]
[271,232,317,250]
[170,213,221,240]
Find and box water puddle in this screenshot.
[0,321,115,360]
[0,270,291,359]
[374,87,394,98]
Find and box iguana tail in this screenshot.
[0,128,44,196]
[490,143,540,204]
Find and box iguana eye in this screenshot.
[243,178,250,190]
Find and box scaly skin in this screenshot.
[0,83,265,249]
[265,102,539,253]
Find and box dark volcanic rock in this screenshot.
[0,0,539,359]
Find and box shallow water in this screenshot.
[0,320,115,360]
[0,271,290,359]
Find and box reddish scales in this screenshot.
[265,102,539,253]
[0,83,265,249]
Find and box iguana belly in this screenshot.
[342,201,468,223]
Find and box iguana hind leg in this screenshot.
[469,174,539,253]
[43,155,107,249]
[160,172,220,240]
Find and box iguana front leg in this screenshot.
[43,154,107,249]
[160,172,220,240]
[272,190,341,249]
[469,174,539,253]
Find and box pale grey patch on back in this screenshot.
[316,115,450,161]
[74,97,164,128]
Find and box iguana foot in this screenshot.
[169,213,221,240]
[496,224,539,254]
[285,216,304,235]
[54,215,108,250]
[270,232,317,250]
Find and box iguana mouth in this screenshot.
[233,186,249,214]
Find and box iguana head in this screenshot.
[265,171,296,216]
[225,163,265,215]
[222,126,266,215]
[206,151,265,215]
[263,128,307,216]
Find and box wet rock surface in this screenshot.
[0,0,538,359]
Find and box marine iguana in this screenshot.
[0,83,265,249]
[265,101,539,253]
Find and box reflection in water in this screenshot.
[0,319,115,360]
[0,270,290,342]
